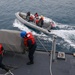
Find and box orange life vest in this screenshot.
[29,16,34,21]
[36,19,39,24]
[24,32,35,47]
[0,44,3,55]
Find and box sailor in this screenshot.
[20,31,37,65]
[26,11,30,21]
[0,44,10,72]
[36,16,44,27]
[38,16,44,27]
[34,13,38,18]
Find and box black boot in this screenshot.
[26,61,34,65]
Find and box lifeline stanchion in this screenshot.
[52,35,57,62]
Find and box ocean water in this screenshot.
[0,0,75,53]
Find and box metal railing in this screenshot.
[35,35,52,51]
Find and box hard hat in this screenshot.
[20,31,27,38]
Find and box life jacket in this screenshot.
[0,44,3,55]
[35,19,39,25]
[24,32,35,47]
[29,15,34,21]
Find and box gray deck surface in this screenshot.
[0,51,75,75]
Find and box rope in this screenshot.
[49,35,57,75]
[49,50,53,75]
[4,70,14,75]
[37,34,53,75]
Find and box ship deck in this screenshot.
[0,51,75,75]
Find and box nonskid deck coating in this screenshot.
[0,51,75,75]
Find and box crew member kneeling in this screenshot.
[20,31,37,65]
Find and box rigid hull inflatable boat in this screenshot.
[15,12,56,34]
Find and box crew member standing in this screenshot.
[20,31,37,65]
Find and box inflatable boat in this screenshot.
[15,12,56,34]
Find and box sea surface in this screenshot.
[0,0,75,53]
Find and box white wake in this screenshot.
[13,19,75,49]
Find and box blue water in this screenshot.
[0,0,75,53]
